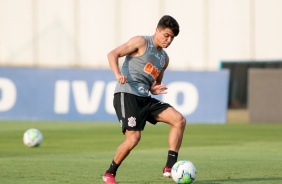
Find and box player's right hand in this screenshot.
[116,74,128,84]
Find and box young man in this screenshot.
[103,15,186,184]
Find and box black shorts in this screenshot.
[113,92,171,133]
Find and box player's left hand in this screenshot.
[150,81,168,95]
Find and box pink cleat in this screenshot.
[102,172,117,184]
[163,166,172,178]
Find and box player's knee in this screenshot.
[126,132,141,149]
[179,116,186,128]
[175,114,186,129]
[128,138,140,150]
[131,136,141,146]
[167,111,186,129]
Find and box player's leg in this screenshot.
[103,93,146,183]
[155,107,186,177]
[113,130,141,164]
[156,107,186,151]
[103,130,141,184]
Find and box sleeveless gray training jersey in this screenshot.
[114,36,168,97]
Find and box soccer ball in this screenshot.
[23,128,43,147]
[171,160,197,184]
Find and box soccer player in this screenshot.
[103,15,186,184]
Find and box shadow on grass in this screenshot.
[195,177,282,183]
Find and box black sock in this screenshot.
[166,150,178,168]
[106,160,120,174]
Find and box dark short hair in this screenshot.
[157,15,180,36]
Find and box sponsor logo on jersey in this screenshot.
[144,61,161,79]
[155,53,160,60]
[138,86,149,94]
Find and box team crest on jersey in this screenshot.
[128,116,136,127]
[160,55,166,67]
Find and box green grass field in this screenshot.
[1,120,282,184]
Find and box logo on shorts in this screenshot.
[119,120,123,128]
[128,116,136,127]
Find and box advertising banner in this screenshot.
[0,68,229,123]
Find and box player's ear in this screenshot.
[156,28,160,33]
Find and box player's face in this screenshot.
[156,28,175,48]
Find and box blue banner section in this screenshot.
[0,67,229,123]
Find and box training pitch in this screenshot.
[0,120,282,184]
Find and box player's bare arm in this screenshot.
[107,36,146,84]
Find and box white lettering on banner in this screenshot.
[54,80,70,113]
[54,80,109,114]
[0,78,17,112]
[54,80,198,116]
[72,80,105,114]
[162,82,199,115]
